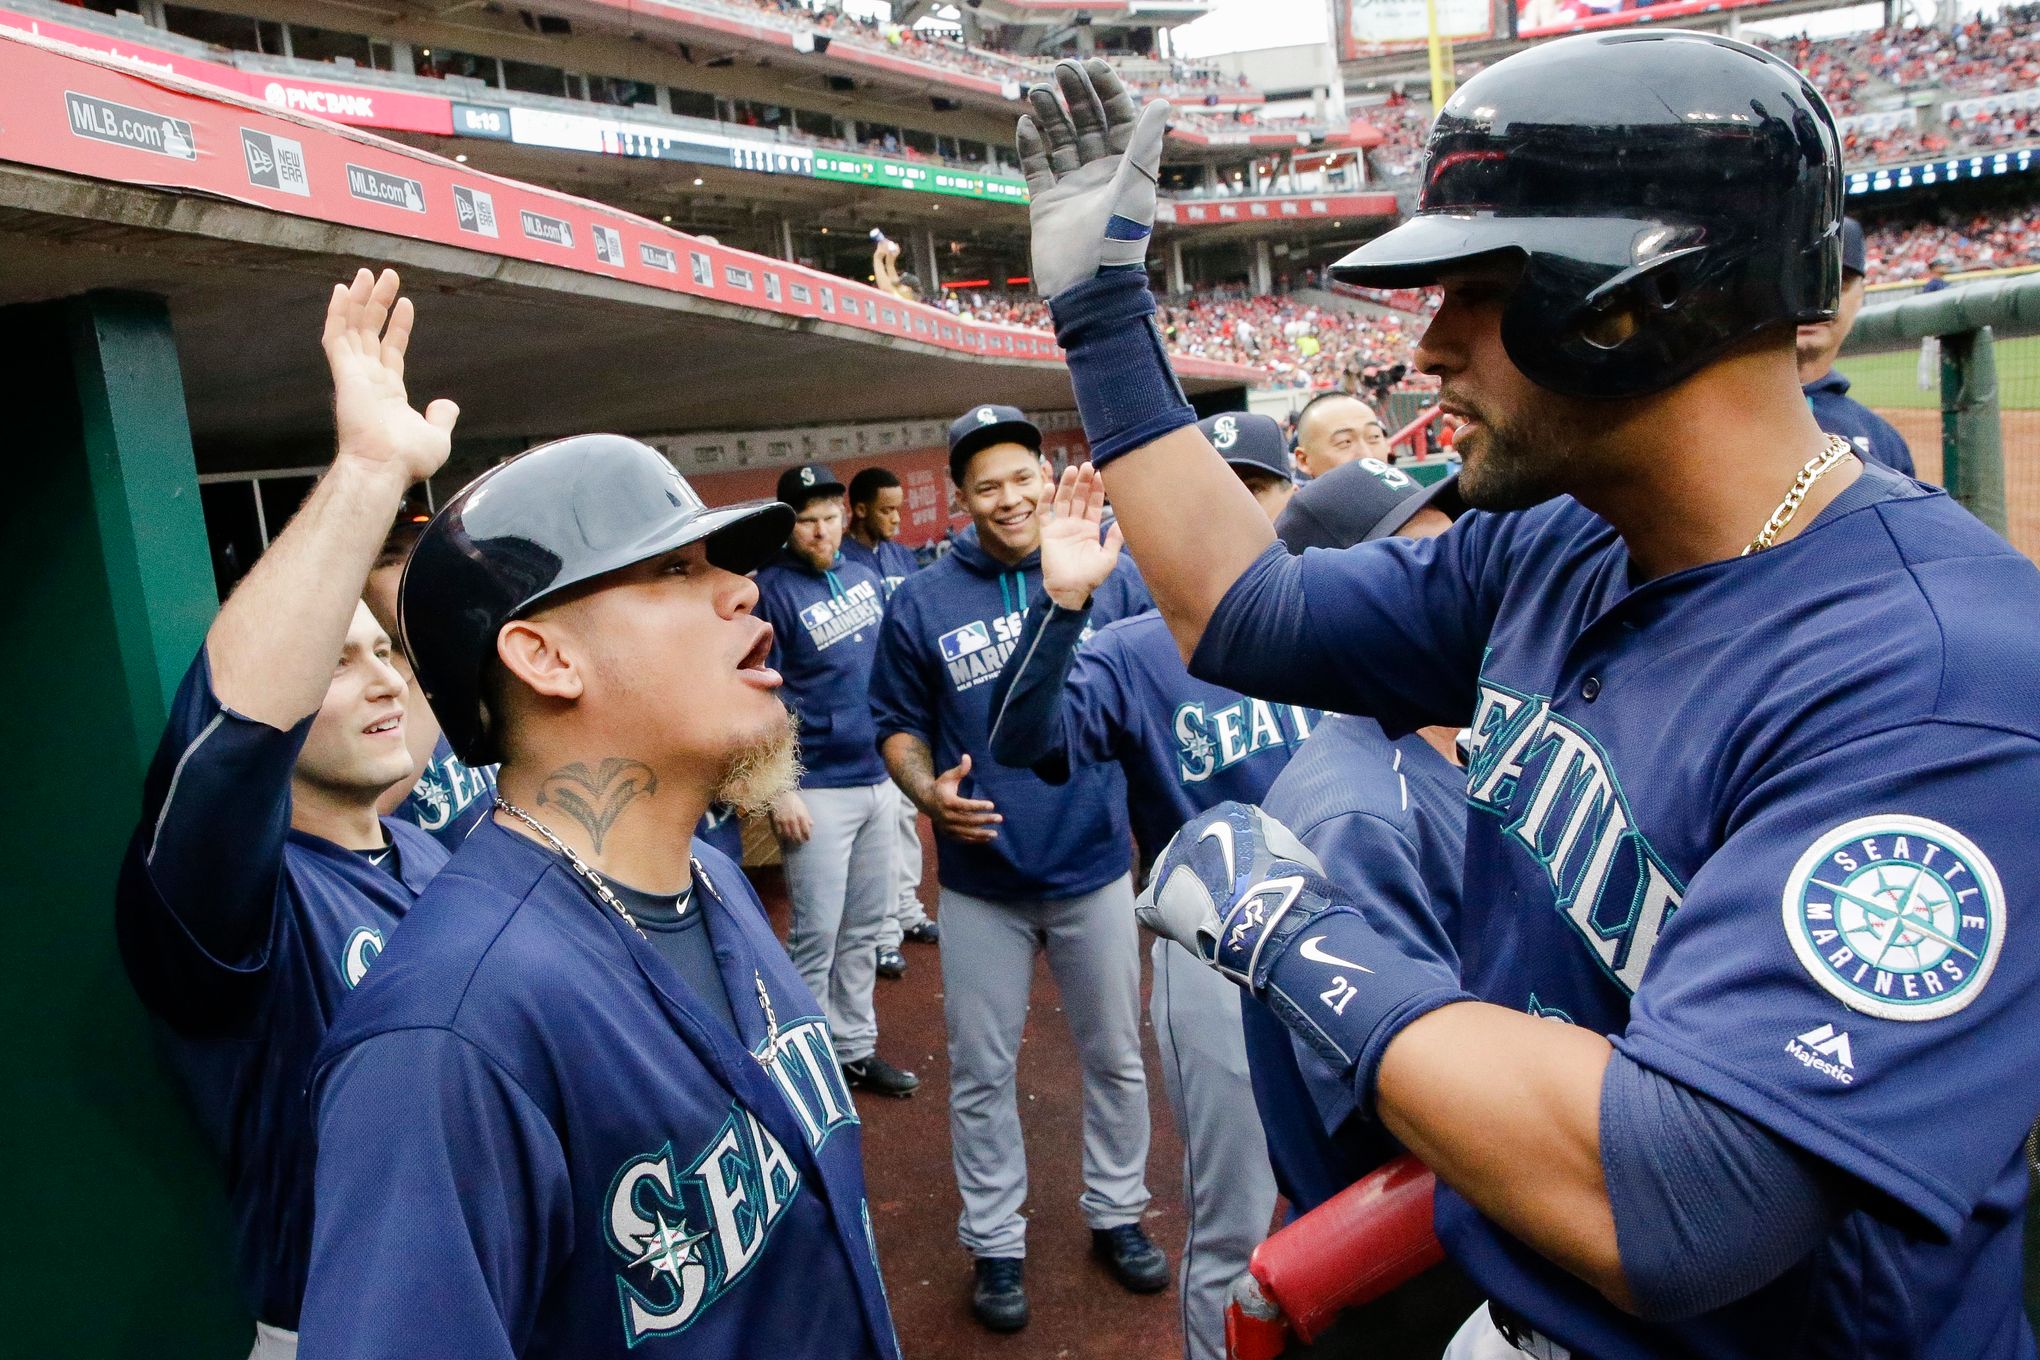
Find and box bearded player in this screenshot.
[298,437,899,1359]
[1021,43,2040,1358]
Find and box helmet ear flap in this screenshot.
[1499,248,1722,400]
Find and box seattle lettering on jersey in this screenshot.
[796,581,884,653]
[606,1017,857,1346]
[407,749,497,833]
[1465,679,1683,994]
[1174,699,1318,783]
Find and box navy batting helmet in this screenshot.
[1332,30,1842,399]
[399,434,793,765]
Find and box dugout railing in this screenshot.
[1842,271,2040,559]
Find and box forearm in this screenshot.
[881,733,940,812]
[986,598,1087,775]
[208,457,411,727]
[1374,1003,1633,1308]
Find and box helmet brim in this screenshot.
[1329,213,1665,289]
[516,497,794,619]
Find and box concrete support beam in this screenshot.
[916,228,942,294]
[1167,238,1187,295]
[1250,238,1273,296]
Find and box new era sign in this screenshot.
[241,128,309,196]
[452,184,498,237]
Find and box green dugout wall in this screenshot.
[2,292,244,1353]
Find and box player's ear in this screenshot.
[497,616,585,703]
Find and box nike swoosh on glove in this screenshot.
[1017,58,1169,300]
[1136,801,1327,987]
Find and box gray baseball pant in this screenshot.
[1151,936,1279,1360]
[878,788,933,949]
[782,780,898,1064]
[939,875,1152,1259]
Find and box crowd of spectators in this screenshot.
[647,0,1253,98]
[1863,203,2040,281]
[942,286,1438,392]
[1850,8,2040,99]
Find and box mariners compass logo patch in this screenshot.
[1782,815,2003,1021]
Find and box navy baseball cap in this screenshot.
[1199,412,1292,483]
[1841,217,1866,278]
[776,462,844,507]
[1276,459,1462,552]
[948,404,1042,484]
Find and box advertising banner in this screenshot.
[1334,0,1494,59]
[0,29,1262,386]
[1513,0,1773,40]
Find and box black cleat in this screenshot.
[903,918,941,945]
[1092,1224,1169,1294]
[875,945,908,979]
[841,1055,920,1097]
[972,1256,1029,1332]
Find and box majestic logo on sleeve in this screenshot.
[1466,681,1683,994]
[607,1016,856,1345]
[1782,815,2003,1021]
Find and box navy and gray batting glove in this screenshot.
[1138,802,1473,1113]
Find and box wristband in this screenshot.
[1049,271,1196,467]
[1258,906,1472,1116]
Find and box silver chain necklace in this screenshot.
[1742,434,1854,557]
[494,796,783,1063]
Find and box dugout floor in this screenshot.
[749,818,1196,1360]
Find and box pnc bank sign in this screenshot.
[263,81,377,120]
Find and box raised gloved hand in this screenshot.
[1017,59,1169,300]
[1138,802,1472,1111]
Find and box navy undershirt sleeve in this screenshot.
[1601,1050,1839,1321]
[986,596,1092,783]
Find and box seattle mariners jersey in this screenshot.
[1805,371,1916,477]
[868,526,1152,900]
[392,732,498,849]
[113,650,448,1327]
[1254,719,1466,1214]
[753,552,890,788]
[839,535,919,600]
[988,602,1321,869]
[301,823,900,1360]
[1194,463,2040,1357]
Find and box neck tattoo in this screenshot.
[537,758,658,853]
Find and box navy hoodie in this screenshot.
[839,534,919,600]
[869,525,1151,900]
[753,550,890,789]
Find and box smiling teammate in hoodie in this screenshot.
[867,403,1165,1330]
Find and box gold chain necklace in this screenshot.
[494,796,783,1063]
[1742,434,1854,556]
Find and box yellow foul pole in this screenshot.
[1425,0,1457,107]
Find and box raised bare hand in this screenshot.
[322,267,458,488]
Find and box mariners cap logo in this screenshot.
[976,406,997,424]
[1360,457,1413,490]
[800,467,816,486]
[1212,415,1239,450]
[1782,814,2004,1021]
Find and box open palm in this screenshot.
[1041,462,1124,608]
[322,267,458,486]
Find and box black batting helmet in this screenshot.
[399,434,793,766]
[1332,30,1842,399]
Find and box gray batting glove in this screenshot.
[1017,59,1170,300]
[1136,802,1327,987]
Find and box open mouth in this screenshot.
[992,507,1033,531]
[363,711,404,738]
[737,623,781,689]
